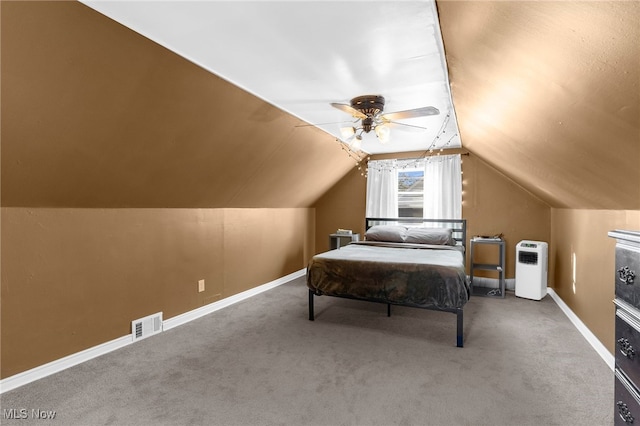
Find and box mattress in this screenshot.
[306,241,469,310]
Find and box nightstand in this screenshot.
[329,233,360,250]
[470,238,505,298]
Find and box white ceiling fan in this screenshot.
[330,95,440,149]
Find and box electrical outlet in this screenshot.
[198,279,205,293]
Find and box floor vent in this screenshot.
[131,312,163,342]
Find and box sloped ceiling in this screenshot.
[1,1,355,208]
[438,1,639,209]
[2,1,639,210]
[78,0,462,155]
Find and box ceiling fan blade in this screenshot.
[295,120,353,128]
[385,121,428,132]
[381,106,440,121]
[330,102,367,119]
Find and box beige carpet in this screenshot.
[0,276,612,425]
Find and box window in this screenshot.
[366,154,461,220]
[397,168,424,217]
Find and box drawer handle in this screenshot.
[617,401,635,424]
[619,266,637,285]
[618,338,636,359]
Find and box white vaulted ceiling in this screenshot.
[69,0,640,210]
[80,0,461,155]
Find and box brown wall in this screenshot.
[1,1,337,379]
[314,151,551,278]
[551,209,640,353]
[315,163,640,354]
[313,167,368,254]
[1,1,353,210]
[461,154,550,277]
[438,1,640,211]
[2,0,637,381]
[1,207,314,378]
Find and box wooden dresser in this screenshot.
[610,230,640,425]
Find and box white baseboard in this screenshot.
[2,273,611,394]
[0,268,306,394]
[547,287,614,371]
[0,335,132,394]
[163,268,306,331]
[468,276,516,291]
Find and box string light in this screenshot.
[336,138,370,176]
[335,111,461,178]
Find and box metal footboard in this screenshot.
[308,290,464,347]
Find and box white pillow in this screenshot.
[404,227,455,245]
[364,225,407,243]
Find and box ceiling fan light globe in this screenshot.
[351,138,362,151]
[340,126,356,139]
[375,124,391,143]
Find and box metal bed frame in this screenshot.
[308,217,468,347]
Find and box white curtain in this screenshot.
[366,155,461,219]
[365,159,398,217]
[423,154,462,219]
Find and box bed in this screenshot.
[306,218,469,347]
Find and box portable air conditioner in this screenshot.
[515,240,548,300]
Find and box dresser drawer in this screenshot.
[615,243,640,309]
[616,369,640,425]
[616,310,640,388]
